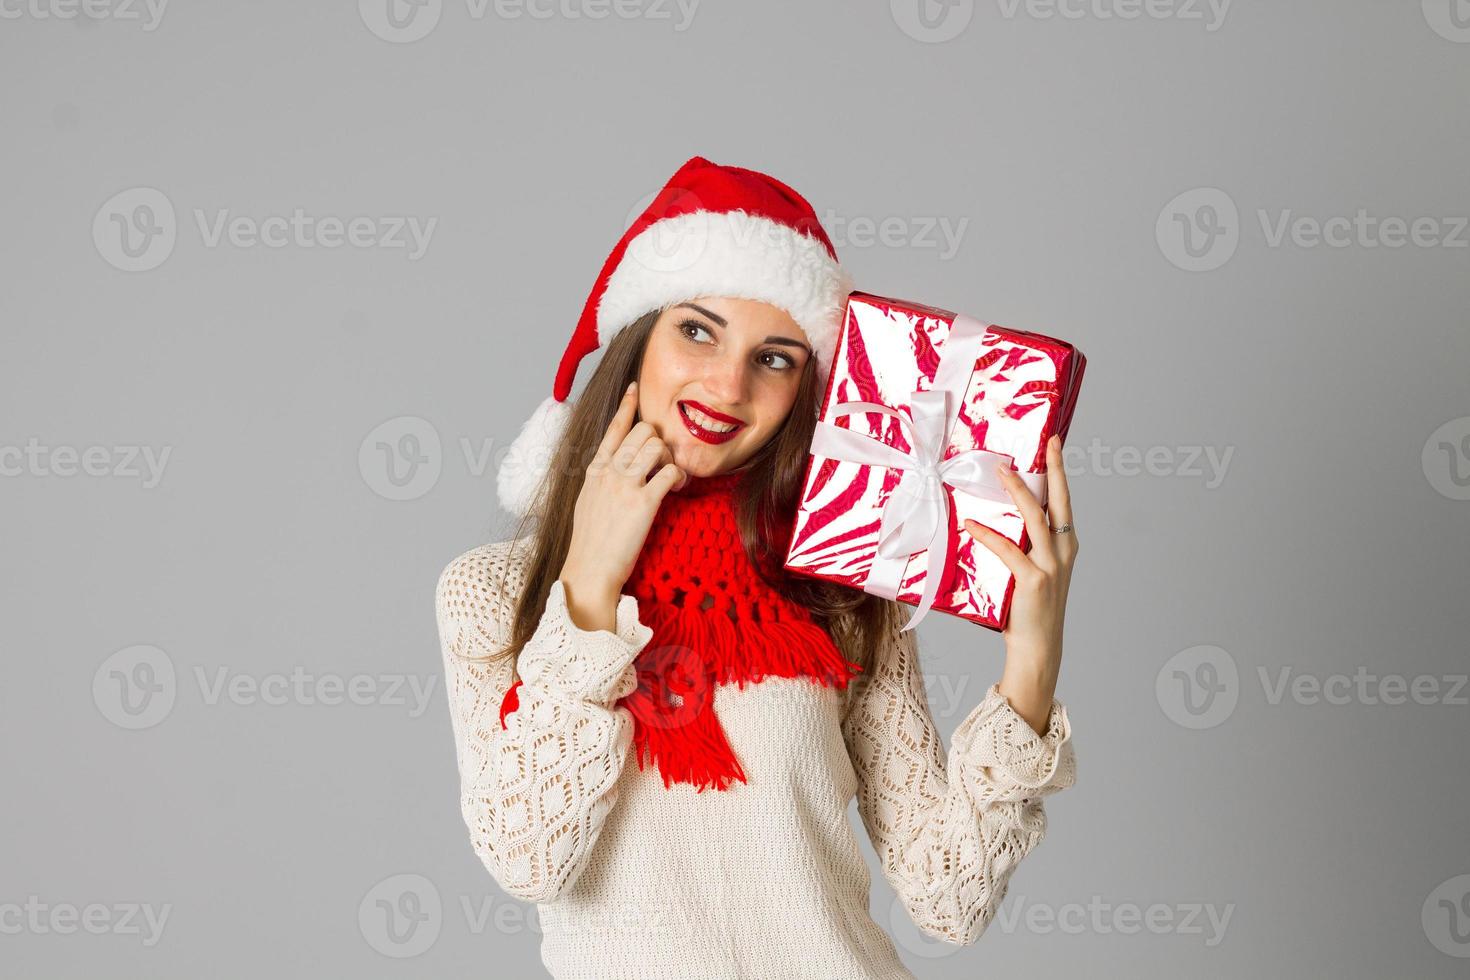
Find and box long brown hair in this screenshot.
[480,306,901,681]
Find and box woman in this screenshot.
[435,156,1079,979]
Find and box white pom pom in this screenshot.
[496,395,572,518]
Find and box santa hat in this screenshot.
[496,155,855,519]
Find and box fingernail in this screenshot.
[627,382,637,394]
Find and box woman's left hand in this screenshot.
[962,434,1079,735]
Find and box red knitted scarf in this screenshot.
[498,469,863,792]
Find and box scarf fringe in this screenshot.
[620,599,863,792]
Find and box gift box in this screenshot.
[782,292,1086,632]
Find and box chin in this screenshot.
[673,447,738,477]
[672,456,721,477]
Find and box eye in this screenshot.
[678,318,715,344]
[758,349,797,372]
[678,318,798,373]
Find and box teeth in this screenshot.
[685,404,738,433]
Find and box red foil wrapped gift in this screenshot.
[782,292,1086,632]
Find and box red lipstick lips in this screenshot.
[679,400,744,445]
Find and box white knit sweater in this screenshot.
[435,538,1077,980]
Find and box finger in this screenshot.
[1044,435,1074,529]
[612,420,658,474]
[963,519,1039,585]
[647,461,688,497]
[629,435,671,484]
[995,462,1055,568]
[592,382,640,469]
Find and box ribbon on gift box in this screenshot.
[808,314,1049,632]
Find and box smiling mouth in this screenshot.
[679,401,744,443]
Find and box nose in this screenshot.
[703,353,752,408]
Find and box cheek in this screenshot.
[750,382,800,432]
[641,337,700,391]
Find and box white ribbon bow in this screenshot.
[808,314,1047,632]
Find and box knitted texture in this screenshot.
[499,471,863,793]
[436,519,1078,979]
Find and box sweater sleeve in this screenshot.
[435,541,653,903]
[840,618,1077,946]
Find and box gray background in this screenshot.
[2,1,1467,977]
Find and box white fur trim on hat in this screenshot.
[595,209,853,382]
[496,394,572,518]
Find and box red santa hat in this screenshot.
[497,155,855,518]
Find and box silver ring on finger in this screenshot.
[1049,522,1074,534]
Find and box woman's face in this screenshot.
[636,295,812,477]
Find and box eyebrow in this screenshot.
[675,303,812,354]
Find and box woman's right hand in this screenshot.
[559,381,686,625]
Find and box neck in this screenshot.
[671,467,745,497]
